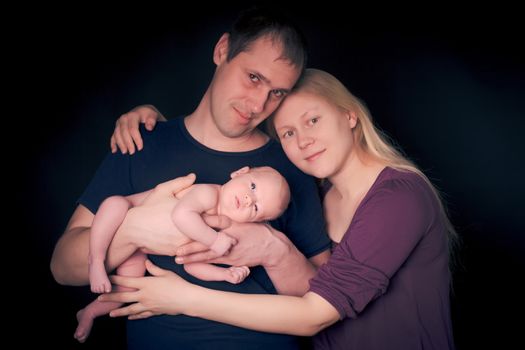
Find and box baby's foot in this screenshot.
[225,266,250,284]
[74,308,94,343]
[89,260,111,293]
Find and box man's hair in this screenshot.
[227,7,307,72]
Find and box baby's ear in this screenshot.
[230,166,250,178]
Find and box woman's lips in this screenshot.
[305,150,325,162]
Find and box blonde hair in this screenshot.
[269,68,459,265]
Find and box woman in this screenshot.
[101,69,457,349]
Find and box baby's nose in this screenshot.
[244,194,253,206]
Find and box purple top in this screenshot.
[309,167,454,350]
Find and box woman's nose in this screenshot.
[298,135,314,149]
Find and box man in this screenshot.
[51,8,330,349]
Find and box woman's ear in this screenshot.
[346,111,358,129]
[213,33,230,65]
[230,166,250,178]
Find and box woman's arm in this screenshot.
[101,260,340,336]
[110,104,166,154]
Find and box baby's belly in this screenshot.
[124,197,191,248]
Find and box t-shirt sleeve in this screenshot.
[276,175,331,259]
[78,150,134,214]
[309,176,432,318]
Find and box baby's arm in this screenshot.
[172,185,235,256]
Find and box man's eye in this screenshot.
[272,90,284,98]
[249,73,260,82]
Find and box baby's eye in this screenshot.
[251,182,256,191]
[254,204,258,212]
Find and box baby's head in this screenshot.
[219,166,291,223]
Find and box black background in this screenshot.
[18,3,523,349]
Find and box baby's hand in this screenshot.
[209,231,237,256]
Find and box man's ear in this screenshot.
[230,166,250,178]
[213,33,229,65]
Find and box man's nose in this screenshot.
[247,89,268,114]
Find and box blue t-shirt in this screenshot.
[80,117,330,349]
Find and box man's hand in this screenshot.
[175,221,288,268]
[112,174,196,257]
[110,104,166,154]
[174,220,324,296]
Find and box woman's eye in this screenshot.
[309,117,319,125]
[282,130,294,139]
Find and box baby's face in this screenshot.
[219,170,287,222]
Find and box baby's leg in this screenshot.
[75,251,146,343]
[90,196,133,293]
[184,263,250,284]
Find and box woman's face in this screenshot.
[273,91,357,179]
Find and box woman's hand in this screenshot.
[110,104,166,154]
[99,260,194,320]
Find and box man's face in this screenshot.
[208,35,301,139]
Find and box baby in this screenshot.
[75,166,291,342]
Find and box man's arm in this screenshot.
[264,226,330,296]
[50,205,138,285]
[50,174,197,286]
[175,223,330,296]
[50,205,92,285]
